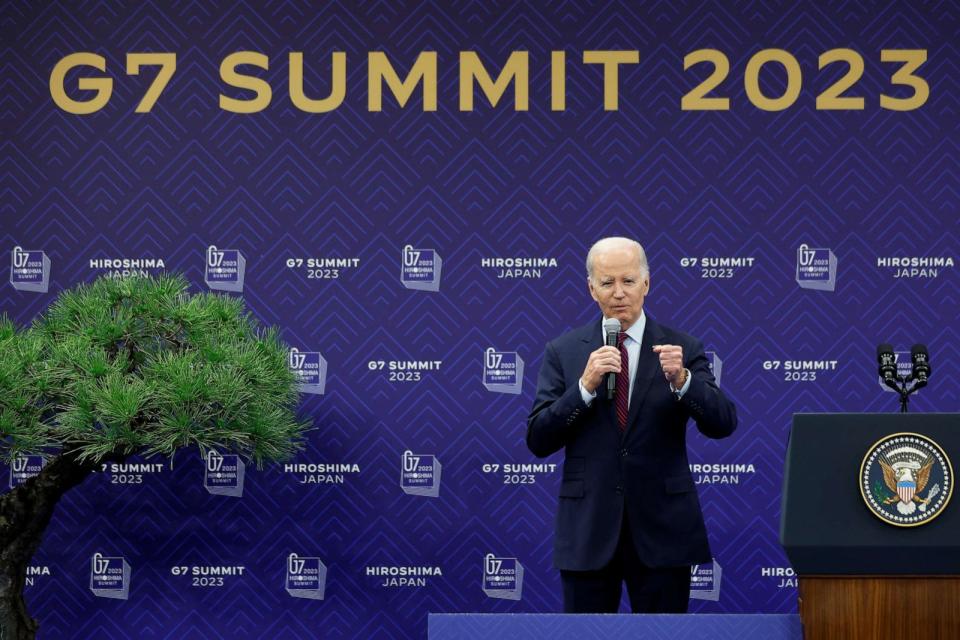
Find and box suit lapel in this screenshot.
[581,319,603,350]
[624,317,666,436]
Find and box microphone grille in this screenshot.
[602,318,621,334]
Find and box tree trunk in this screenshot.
[0,451,103,640]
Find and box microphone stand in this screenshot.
[884,375,924,413]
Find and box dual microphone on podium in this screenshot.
[877,343,931,412]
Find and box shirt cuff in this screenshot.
[671,368,692,398]
[578,379,597,406]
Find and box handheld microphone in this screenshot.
[602,318,621,400]
[877,343,898,391]
[910,344,931,388]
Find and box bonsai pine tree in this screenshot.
[0,274,308,639]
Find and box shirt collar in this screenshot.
[601,311,646,344]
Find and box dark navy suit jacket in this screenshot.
[526,316,737,571]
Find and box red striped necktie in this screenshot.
[616,331,629,431]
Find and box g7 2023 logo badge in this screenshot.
[860,432,953,527]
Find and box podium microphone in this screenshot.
[910,344,931,389]
[603,318,621,400]
[877,343,898,392]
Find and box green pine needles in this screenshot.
[0,273,308,467]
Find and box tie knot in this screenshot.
[617,331,627,347]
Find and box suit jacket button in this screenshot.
[620,448,628,457]
[615,486,623,495]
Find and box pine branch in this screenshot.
[0,274,308,467]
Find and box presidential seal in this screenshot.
[860,432,953,527]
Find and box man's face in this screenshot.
[587,246,649,331]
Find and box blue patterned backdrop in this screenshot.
[2,0,958,637]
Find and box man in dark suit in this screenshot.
[526,237,737,613]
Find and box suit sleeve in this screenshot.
[525,340,591,458]
[679,337,737,439]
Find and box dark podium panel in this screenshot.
[781,413,960,639]
[781,412,959,573]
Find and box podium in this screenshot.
[780,413,960,639]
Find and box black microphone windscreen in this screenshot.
[877,343,897,384]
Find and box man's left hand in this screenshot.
[653,344,686,388]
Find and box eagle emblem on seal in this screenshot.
[878,456,934,515]
[860,433,953,527]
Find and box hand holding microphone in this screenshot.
[579,347,621,395]
[579,319,621,397]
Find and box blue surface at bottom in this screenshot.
[428,613,803,640]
